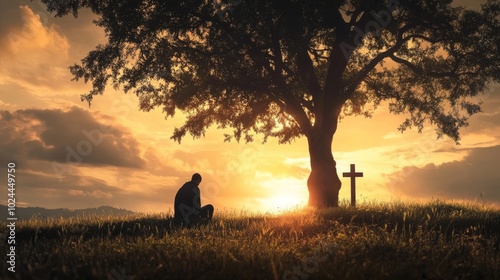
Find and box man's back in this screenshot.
[174,181,200,220]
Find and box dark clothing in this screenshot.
[174,181,213,224]
[198,204,214,219]
[175,181,201,212]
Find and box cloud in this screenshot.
[387,145,500,204]
[0,106,191,211]
[0,159,116,208]
[0,105,273,212]
[0,106,146,169]
[2,6,68,54]
[0,5,71,89]
[463,111,500,140]
[5,167,177,210]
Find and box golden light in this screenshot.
[257,177,308,213]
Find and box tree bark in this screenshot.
[306,124,341,207]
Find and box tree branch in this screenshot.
[294,44,323,111]
[204,15,313,134]
[342,23,421,100]
[348,8,364,26]
[389,54,480,78]
[321,9,351,118]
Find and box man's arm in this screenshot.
[192,186,202,211]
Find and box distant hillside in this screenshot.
[0,205,136,220]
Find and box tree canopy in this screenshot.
[41,0,499,144]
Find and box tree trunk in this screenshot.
[306,126,341,207]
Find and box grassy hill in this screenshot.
[1,200,499,280]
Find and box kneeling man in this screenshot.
[174,173,214,224]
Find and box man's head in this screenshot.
[191,173,202,185]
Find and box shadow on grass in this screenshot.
[13,217,185,242]
[11,215,271,243]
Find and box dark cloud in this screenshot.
[0,108,180,211]
[0,1,29,35]
[5,164,177,210]
[0,106,145,169]
[387,145,500,204]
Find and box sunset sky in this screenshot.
[0,0,498,214]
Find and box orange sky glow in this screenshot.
[0,0,499,214]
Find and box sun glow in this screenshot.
[257,177,308,213]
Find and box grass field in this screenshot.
[1,200,499,280]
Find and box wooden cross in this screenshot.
[342,164,363,206]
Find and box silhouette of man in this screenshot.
[174,173,214,224]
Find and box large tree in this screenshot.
[42,0,499,207]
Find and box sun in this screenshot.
[257,177,308,213]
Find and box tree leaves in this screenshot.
[41,0,499,143]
